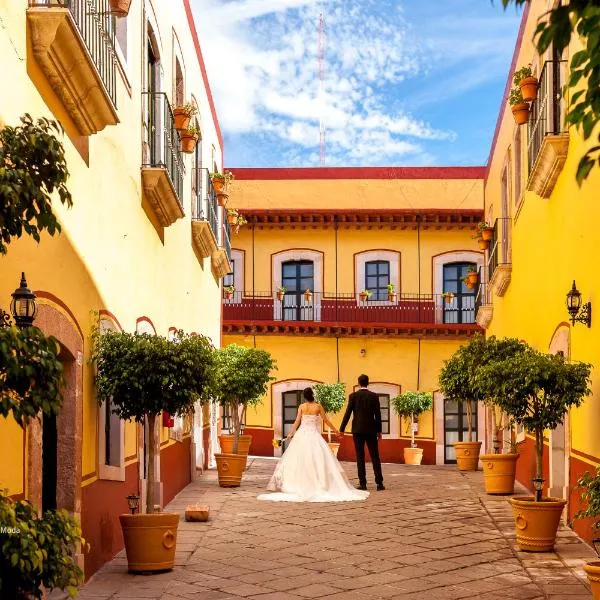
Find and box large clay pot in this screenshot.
[173,108,191,132]
[119,512,179,573]
[481,453,519,495]
[519,76,539,102]
[215,453,247,487]
[511,103,530,125]
[404,447,423,465]
[219,434,253,456]
[510,496,567,552]
[110,0,131,17]
[328,442,340,457]
[584,561,600,600]
[453,441,482,471]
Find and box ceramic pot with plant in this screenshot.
[477,221,494,241]
[172,102,198,132]
[211,170,235,195]
[315,382,346,456]
[180,126,199,154]
[514,65,538,102]
[491,348,591,551]
[387,283,397,302]
[478,239,489,250]
[463,266,478,289]
[304,289,313,302]
[509,88,530,125]
[223,285,235,300]
[276,286,286,301]
[94,329,214,572]
[442,291,454,304]
[391,391,433,465]
[110,0,132,17]
[359,289,372,302]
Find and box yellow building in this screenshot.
[223,167,485,465]
[477,0,600,544]
[0,0,229,577]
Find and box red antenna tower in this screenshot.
[318,12,325,167]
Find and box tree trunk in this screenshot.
[147,413,156,514]
[535,427,543,502]
[410,412,415,447]
[232,401,240,455]
[466,400,473,442]
[490,406,497,454]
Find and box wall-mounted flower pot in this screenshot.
[215,453,247,487]
[466,272,478,286]
[110,0,132,17]
[217,193,228,207]
[119,512,179,573]
[224,290,232,300]
[277,291,285,301]
[388,292,397,302]
[173,108,191,132]
[359,292,368,302]
[212,179,226,195]
[481,453,519,494]
[583,561,600,600]
[511,103,530,126]
[304,291,312,302]
[180,132,198,154]
[453,441,481,471]
[478,239,489,250]
[481,227,494,241]
[443,294,454,304]
[328,442,340,457]
[510,496,567,552]
[404,447,423,465]
[219,434,253,456]
[227,213,237,225]
[519,76,539,102]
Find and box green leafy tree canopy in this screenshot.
[314,382,346,414]
[574,467,600,531]
[391,391,433,420]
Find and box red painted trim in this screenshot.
[98,309,123,332]
[243,208,483,217]
[33,291,84,341]
[182,0,223,158]
[225,319,480,332]
[485,4,530,179]
[229,166,485,180]
[135,316,156,333]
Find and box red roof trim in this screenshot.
[229,166,486,181]
[485,3,530,179]
[183,0,223,157]
[241,208,483,216]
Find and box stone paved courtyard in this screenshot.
[78,459,596,600]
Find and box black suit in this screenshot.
[340,388,384,487]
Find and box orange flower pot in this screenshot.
[328,442,340,457]
[511,103,530,126]
[119,512,179,573]
[359,292,368,302]
[110,0,131,17]
[223,290,232,300]
[227,213,237,225]
[277,291,285,301]
[218,434,253,456]
[478,239,489,250]
[453,441,482,471]
[481,453,519,494]
[215,453,247,487]
[510,496,567,552]
[481,227,493,241]
[519,76,539,102]
[466,272,478,286]
[388,293,397,302]
[180,132,198,154]
[212,179,226,195]
[217,193,229,207]
[584,561,600,600]
[404,447,423,465]
[173,108,191,132]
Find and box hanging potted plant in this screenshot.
[478,238,489,250]
[94,330,214,572]
[304,288,313,302]
[276,286,286,302]
[514,65,538,102]
[223,284,235,300]
[315,382,346,456]
[387,283,397,302]
[442,291,454,304]
[227,209,247,235]
[492,348,591,552]
[509,88,530,125]
[574,468,600,599]
[110,0,132,17]
[210,170,234,197]
[391,391,433,465]
[359,289,372,302]
[463,266,478,289]
[180,126,199,154]
[477,221,494,241]
[172,102,197,132]
[209,344,276,486]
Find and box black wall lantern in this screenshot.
[566,280,591,328]
[1,273,37,329]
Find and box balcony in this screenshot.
[527,59,569,198]
[222,292,482,338]
[211,216,232,279]
[141,92,184,228]
[191,168,219,260]
[475,266,493,329]
[488,217,511,297]
[27,0,118,135]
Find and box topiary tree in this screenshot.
[208,344,276,454]
[391,391,433,448]
[484,348,591,501]
[315,382,345,441]
[93,330,214,513]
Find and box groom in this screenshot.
[339,374,385,491]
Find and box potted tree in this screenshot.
[172,102,197,132]
[210,344,276,487]
[510,88,530,125]
[387,283,397,302]
[391,391,433,465]
[314,382,346,456]
[180,126,199,154]
[276,286,286,302]
[94,330,214,572]
[574,468,600,599]
[492,348,591,552]
[514,65,538,102]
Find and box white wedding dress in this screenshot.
[257,414,369,502]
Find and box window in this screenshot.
[443,263,475,324]
[365,261,390,301]
[282,391,303,441]
[378,394,390,435]
[281,261,314,321]
[514,129,522,206]
[104,398,122,467]
[223,260,235,288]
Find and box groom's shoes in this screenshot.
[376,484,386,491]
[356,484,367,491]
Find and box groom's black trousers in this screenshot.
[352,433,383,486]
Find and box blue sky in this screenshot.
[192,0,523,168]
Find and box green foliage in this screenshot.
[513,65,533,85]
[575,467,600,531]
[508,87,525,106]
[314,383,346,414]
[0,114,72,255]
[210,170,235,184]
[500,0,600,184]
[391,391,433,419]
[0,327,63,427]
[175,102,198,116]
[0,491,85,599]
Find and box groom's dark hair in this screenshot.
[358,374,369,387]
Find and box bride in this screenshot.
[257,387,369,502]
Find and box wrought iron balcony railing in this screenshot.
[223,291,476,325]
[29,0,117,108]
[222,216,232,262]
[528,59,567,173]
[488,217,511,280]
[192,168,219,241]
[474,265,491,313]
[142,92,184,204]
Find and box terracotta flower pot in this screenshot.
[481,227,493,241]
[328,442,340,457]
[227,213,237,225]
[584,561,600,600]
[510,496,567,552]
[453,441,482,471]
[173,108,191,132]
[119,512,179,573]
[215,453,247,487]
[404,447,423,465]
[224,291,232,300]
[304,291,312,302]
[388,293,396,302]
[180,132,198,154]
[478,239,489,250]
[217,193,229,207]
[443,294,453,304]
[481,453,519,495]
[212,179,226,195]
[519,76,539,102]
[466,272,478,286]
[511,103,530,125]
[110,0,131,17]
[359,292,368,302]
[219,434,253,456]
[277,291,285,301]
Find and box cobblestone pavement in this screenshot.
[78,458,595,600]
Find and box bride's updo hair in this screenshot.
[303,387,315,402]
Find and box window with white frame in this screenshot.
[365,261,390,301]
[355,251,400,300]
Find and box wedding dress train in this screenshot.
[257,414,369,502]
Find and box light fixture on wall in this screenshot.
[566,281,591,328]
[1,273,37,329]
[126,494,140,514]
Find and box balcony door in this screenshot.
[443,263,475,324]
[282,390,303,452]
[147,39,162,165]
[281,261,314,321]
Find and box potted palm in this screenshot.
[314,382,346,456]
[510,88,530,125]
[180,126,199,154]
[276,286,286,302]
[391,391,433,465]
[172,102,197,132]
[387,283,397,302]
[210,344,276,487]
[514,65,538,102]
[492,348,591,552]
[94,330,214,572]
